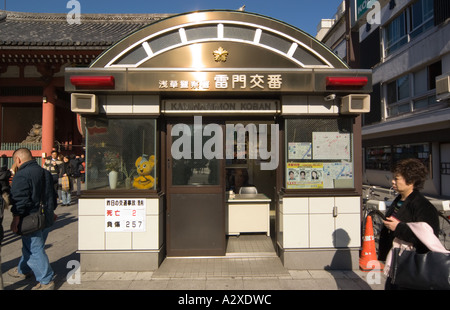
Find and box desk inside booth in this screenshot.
[226,193,271,236]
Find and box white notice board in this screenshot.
[312,132,350,160]
[105,199,146,232]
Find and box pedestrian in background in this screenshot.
[69,154,82,197]
[80,153,85,183]
[8,148,54,290]
[0,164,12,290]
[57,153,64,203]
[60,155,73,206]
[43,150,62,199]
[378,158,439,290]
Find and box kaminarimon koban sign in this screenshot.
[162,99,279,114]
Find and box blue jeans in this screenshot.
[61,190,71,205]
[18,228,54,284]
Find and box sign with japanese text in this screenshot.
[126,70,316,93]
[158,73,283,91]
[105,199,146,232]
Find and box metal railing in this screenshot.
[1,142,42,150]
[0,142,43,167]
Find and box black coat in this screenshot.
[59,161,73,190]
[378,190,440,261]
[60,162,73,177]
[69,158,82,178]
[10,160,44,216]
[0,166,11,244]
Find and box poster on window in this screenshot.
[288,142,312,160]
[323,162,353,188]
[287,162,323,189]
[105,199,146,232]
[312,132,350,160]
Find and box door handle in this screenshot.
[167,158,170,169]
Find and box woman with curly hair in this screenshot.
[378,158,439,289]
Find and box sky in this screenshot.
[2,0,344,37]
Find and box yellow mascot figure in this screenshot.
[133,154,155,189]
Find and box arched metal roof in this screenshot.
[90,10,349,70]
[66,10,371,95]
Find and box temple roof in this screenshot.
[0,10,171,48]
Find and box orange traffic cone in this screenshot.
[359,215,384,272]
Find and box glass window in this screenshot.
[397,75,410,100]
[185,25,218,41]
[285,118,354,189]
[260,31,292,54]
[413,95,438,110]
[410,0,434,39]
[413,97,429,110]
[384,0,435,56]
[171,123,220,186]
[292,46,327,66]
[387,75,412,117]
[365,146,392,171]
[365,143,431,171]
[385,12,407,55]
[85,118,157,191]
[149,31,181,53]
[392,143,431,168]
[397,102,411,114]
[116,45,148,65]
[224,25,255,41]
[387,76,409,104]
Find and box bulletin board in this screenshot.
[285,119,354,190]
[312,132,350,160]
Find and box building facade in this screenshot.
[318,0,450,197]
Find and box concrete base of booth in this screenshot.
[79,248,165,272]
[279,247,360,270]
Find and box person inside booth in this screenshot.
[228,168,257,194]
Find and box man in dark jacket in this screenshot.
[9,148,54,290]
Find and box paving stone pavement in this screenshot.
[1,201,386,291]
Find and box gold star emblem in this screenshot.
[213,47,228,62]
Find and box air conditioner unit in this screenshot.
[436,74,450,101]
[71,93,98,114]
[340,94,370,114]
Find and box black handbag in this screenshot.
[390,247,450,290]
[17,205,45,236]
[16,170,54,236]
